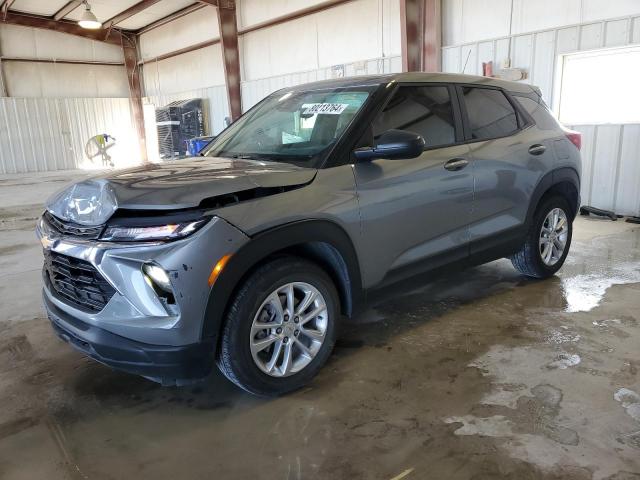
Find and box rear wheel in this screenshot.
[511,196,573,278]
[216,256,339,396]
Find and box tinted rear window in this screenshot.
[461,87,519,140]
[514,95,561,131]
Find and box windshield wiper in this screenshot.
[221,153,259,160]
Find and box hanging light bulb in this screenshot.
[78,1,102,29]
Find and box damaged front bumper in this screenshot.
[37,215,249,384]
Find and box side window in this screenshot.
[461,87,519,140]
[373,86,456,148]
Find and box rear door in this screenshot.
[456,85,555,254]
[352,84,473,287]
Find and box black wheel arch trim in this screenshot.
[201,219,364,341]
[527,167,580,224]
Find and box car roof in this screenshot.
[284,72,537,95]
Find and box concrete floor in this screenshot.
[1,171,639,480]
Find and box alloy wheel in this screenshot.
[249,282,328,377]
[539,207,569,266]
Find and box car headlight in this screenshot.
[101,218,209,242]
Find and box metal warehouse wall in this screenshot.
[442,0,640,215]
[239,0,401,82]
[0,97,141,174]
[0,25,128,98]
[140,0,401,138]
[0,25,138,174]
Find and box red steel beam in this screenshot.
[53,0,83,21]
[400,0,441,72]
[104,0,162,29]
[422,0,441,72]
[0,24,7,96]
[1,11,124,46]
[1,0,16,21]
[1,57,124,66]
[217,2,241,120]
[122,37,148,164]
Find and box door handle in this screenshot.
[444,157,469,171]
[528,144,546,155]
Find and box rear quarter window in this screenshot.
[513,95,562,131]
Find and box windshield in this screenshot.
[203,86,375,167]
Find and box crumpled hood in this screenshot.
[103,157,316,209]
[46,157,317,225]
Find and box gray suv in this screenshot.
[37,73,581,396]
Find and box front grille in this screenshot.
[44,211,104,240]
[43,250,116,313]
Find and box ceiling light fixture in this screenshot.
[78,1,102,29]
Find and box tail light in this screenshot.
[563,128,582,151]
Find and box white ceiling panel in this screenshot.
[10,0,70,16]
[117,0,196,30]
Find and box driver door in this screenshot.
[352,84,474,287]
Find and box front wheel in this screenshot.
[510,196,573,278]
[216,257,339,396]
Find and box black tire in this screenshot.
[510,195,573,279]
[216,256,339,396]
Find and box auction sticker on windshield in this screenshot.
[302,103,348,115]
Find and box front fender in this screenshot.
[201,219,364,342]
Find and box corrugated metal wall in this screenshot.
[239,0,401,82]
[0,24,128,98]
[442,14,640,215]
[573,124,640,217]
[0,97,140,174]
[0,23,138,175]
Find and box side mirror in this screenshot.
[354,129,425,161]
